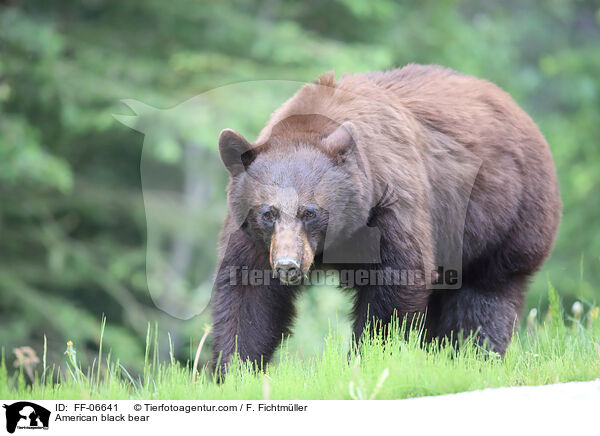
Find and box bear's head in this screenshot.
[219,115,370,285]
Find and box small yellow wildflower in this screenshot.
[66,340,73,347]
[590,307,599,319]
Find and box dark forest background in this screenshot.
[1,0,599,372]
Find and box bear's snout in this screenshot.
[273,258,301,285]
[269,222,307,285]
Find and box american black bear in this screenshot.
[211,64,561,371]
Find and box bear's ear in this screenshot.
[322,121,357,162]
[218,129,256,176]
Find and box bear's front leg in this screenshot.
[352,279,430,343]
[211,230,299,375]
[350,209,432,343]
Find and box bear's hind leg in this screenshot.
[432,276,527,354]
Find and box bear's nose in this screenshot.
[274,258,301,285]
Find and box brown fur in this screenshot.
[211,64,561,373]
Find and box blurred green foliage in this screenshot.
[0,0,599,371]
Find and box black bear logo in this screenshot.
[3,402,50,434]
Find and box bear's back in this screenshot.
[339,64,546,158]
[338,65,560,272]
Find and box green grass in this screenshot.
[2,294,600,400]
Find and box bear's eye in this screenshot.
[301,206,318,221]
[259,205,278,223]
[303,210,316,219]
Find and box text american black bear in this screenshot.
[211,64,561,371]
